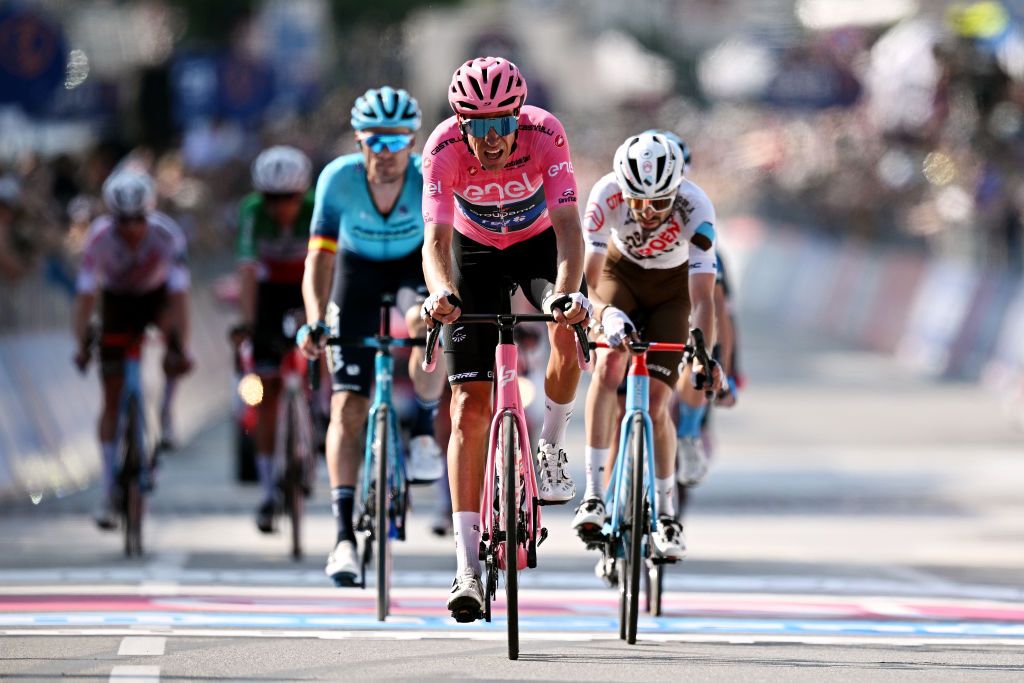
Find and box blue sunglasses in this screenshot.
[361,133,414,153]
[461,115,519,138]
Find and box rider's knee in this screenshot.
[449,386,490,435]
[595,351,627,391]
[331,391,369,431]
[548,323,576,355]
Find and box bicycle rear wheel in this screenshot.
[626,412,644,644]
[284,397,303,560]
[123,395,144,558]
[374,405,390,622]
[501,411,519,661]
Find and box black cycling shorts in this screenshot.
[326,248,425,396]
[252,281,304,373]
[99,286,169,375]
[443,227,586,384]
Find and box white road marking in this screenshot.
[118,636,166,656]
[1,568,1022,601]
[108,665,160,682]
[5,627,1023,648]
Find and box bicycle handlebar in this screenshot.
[591,341,690,353]
[421,296,592,373]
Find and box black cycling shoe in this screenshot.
[255,499,277,534]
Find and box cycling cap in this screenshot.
[351,86,422,131]
[102,169,156,217]
[448,56,527,115]
[642,129,690,168]
[251,146,312,194]
[613,133,685,199]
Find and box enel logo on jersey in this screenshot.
[462,171,543,202]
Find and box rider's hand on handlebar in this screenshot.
[544,292,592,328]
[421,289,461,327]
[296,321,329,360]
[691,357,724,394]
[600,306,636,349]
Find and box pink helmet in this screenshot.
[448,56,528,115]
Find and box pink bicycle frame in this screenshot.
[481,341,539,571]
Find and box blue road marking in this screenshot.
[2,612,1023,637]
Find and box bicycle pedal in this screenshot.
[538,527,549,546]
[450,607,483,624]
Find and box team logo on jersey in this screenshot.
[554,134,565,147]
[427,180,442,196]
[548,161,573,177]
[468,166,478,176]
[462,171,543,202]
[584,204,605,230]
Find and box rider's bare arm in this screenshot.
[548,204,587,325]
[73,292,95,349]
[583,249,608,318]
[689,272,716,348]
[302,250,334,325]
[422,221,457,296]
[238,262,259,328]
[168,290,190,349]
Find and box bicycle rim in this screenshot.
[124,395,144,558]
[502,411,519,661]
[617,558,627,640]
[375,406,390,622]
[627,412,644,644]
[286,397,304,561]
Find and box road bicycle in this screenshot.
[423,289,590,660]
[595,328,713,642]
[316,293,424,621]
[236,311,317,560]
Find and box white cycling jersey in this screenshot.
[76,212,190,295]
[583,172,717,274]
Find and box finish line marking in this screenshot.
[4,627,1024,648]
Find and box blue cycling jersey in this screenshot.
[309,153,424,261]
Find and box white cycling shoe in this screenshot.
[572,496,606,542]
[537,440,576,505]
[651,516,687,561]
[447,568,484,623]
[408,435,444,484]
[325,540,360,587]
[676,436,709,486]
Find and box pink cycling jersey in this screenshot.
[76,212,190,295]
[421,105,578,250]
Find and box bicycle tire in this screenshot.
[649,563,664,617]
[123,394,143,558]
[617,558,627,640]
[502,411,519,661]
[626,411,644,644]
[374,405,390,622]
[285,396,303,561]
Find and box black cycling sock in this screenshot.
[411,396,440,437]
[331,486,356,544]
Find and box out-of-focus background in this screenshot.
[5,0,1024,500]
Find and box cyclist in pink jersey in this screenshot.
[421,56,592,620]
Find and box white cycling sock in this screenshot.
[452,511,481,576]
[584,446,608,499]
[540,396,574,448]
[101,441,117,498]
[656,476,676,518]
[256,454,277,504]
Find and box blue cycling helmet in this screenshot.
[643,129,690,169]
[351,86,422,131]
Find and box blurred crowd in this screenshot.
[4,0,1024,334]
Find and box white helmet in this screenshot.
[613,133,685,199]
[102,169,156,217]
[251,146,312,194]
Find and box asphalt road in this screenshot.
[2,312,1023,681]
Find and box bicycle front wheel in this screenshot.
[502,411,519,661]
[374,405,390,622]
[626,411,644,644]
